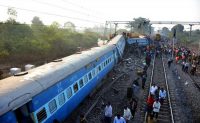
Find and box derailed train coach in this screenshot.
[0,35,126,123]
[127,37,150,46]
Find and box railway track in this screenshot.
[144,55,175,123]
[64,51,141,123]
[172,63,200,92]
[188,73,200,91]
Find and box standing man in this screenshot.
[159,88,167,105]
[113,114,126,123]
[123,106,132,123]
[104,102,112,123]
[146,94,154,118]
[141,75,147,89]
[167,58,173,68]
[145,54,151,67]
[152,99,161,119]
[150,84,158,95]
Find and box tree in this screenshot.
[127,17,150,34]
[170,24,185,42]
[31,16,44,26]
[7,7,17,23]
[171,24,184,33]
[64,21,75,32]
[161,27,170,37]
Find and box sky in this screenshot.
[0,0,199,30]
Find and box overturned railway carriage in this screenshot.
[127,37,150,46]
[0,35,126,123]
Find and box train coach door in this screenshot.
[113,50,118,64]
[14,103,34,123]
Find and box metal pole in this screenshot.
[114,23,118,34]
[172,37,174,59]
[172,29,176,59]
[109,22,112,36]
[189,24,193,42]
[103,21,108,39]
[149,24,152,35]
[199,41,200,55]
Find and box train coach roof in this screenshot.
[107,35,123,45]
[0,45,115,115]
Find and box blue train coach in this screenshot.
[0,35,125,123]
[127,37,150,46]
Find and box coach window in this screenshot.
[92,69,95,77]
[88,72,92,80]
[48,99,57,114]
[36,108,47,122]
[98,65,101,71]
[73,83,79,93]
[84,75,88,84]
[66,87,72,99]
[58,93,65,106]
[101,63,104,69]
[96,67,99,74]
[79,79,84,88]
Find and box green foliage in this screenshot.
[127,17,151,34]
[7,7,17,23]
[171,24,184,33]
[161,27,170,36]
[0,17,99,64]
[169,24,200,46]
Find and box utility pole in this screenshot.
[149,24,152,35]
[172,29,176,59]
[189,24,193,41]
[114,23,118,35]
[103,21,108,39]
[109,22,112,36]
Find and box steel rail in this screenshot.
[144,54,155,123]
[162,56,175,123]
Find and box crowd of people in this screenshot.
[173,47,200,76]
[146,84,167,120]
[78,44,200,123]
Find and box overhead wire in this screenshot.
[62,0,104,15]
[31,0,105,20]
[0,4,104,24]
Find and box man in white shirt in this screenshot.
[123,106,132,123]
[113,114,126,123]
[150,84,158,95]
[159,88,166,105]
[104,102,112,123]
[152,99,161,119]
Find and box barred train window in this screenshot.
[73,83,79,93]
[58,93,65,106]
[88,73,92,80]
[66,87,72,99]
[79,79,84,88]
[36,108,47,122]
[48,99,57,114]
[92,69,95,77]
[98,66,101,71]
[101,63,104,69]
[96,67,99,74]
[84,75,88,84]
